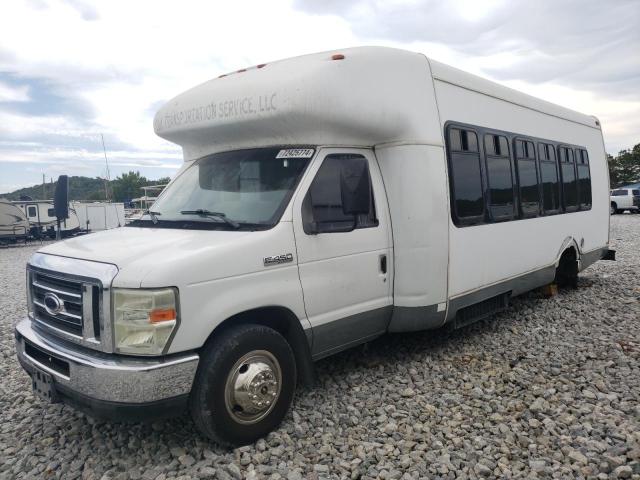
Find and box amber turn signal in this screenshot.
[149,308,177,323]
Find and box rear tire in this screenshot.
[555,249,578,289]
[610,203,617,215]
[189,324,296,446]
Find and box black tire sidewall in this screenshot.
[190,324,296,446]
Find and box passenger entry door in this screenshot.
[292,148,393,358]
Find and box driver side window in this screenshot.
[302,154,378,234]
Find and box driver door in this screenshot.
[292,148,393,358]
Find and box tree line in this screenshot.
[1,171,171,203]
[608,143,640,187]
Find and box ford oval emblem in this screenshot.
[43,292,64,315]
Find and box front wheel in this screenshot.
[189,324,296,446]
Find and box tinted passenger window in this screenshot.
[539,143,561,213]
[302,154,377,234]
[516,140,535,160]
[576,149,591,209]
[447,128,484,223]
[515,139,539,217]
[484,134,515,220]
[611,190,627,196]
[559,147,578,210]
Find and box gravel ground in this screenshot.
[1,217,639,480]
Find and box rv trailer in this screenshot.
[13,200,80,238]
[0,199,30,244]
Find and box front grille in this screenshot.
[30,270,101,341]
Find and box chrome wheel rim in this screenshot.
[224,350,282,425]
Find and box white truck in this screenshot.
[610,187,640,214]
[15,47,613,445]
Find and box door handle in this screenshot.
[379,254,387,274]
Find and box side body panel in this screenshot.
[376,144,450,330]
[432,73,609,302]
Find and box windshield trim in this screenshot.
[138,145,316,231]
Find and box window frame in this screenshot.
[301,153,379,235]
[514,136,541,219]
[538,142,562,215]
[558,145,579,212]
[444,121,592,227]
[483,133,517,222]
[445,126,486,226]
[575,148,592,210]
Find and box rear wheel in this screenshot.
[189,323,296,446]
[610,203,617,215]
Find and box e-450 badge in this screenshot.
[263,253,294,266]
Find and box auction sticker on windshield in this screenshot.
[276,148,315,159]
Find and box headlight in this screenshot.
[113,288,178,355]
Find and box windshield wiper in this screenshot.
[145,210,161,224]
[180,209,240,229]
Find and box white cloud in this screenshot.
[0,82,30,102]
[0,0,356,185]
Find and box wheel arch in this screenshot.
[554,237,581,267]
[554,238,580,287]
[201,306,316,387]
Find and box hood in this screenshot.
[37,224,295,288]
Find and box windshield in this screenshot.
[131,147,312,230]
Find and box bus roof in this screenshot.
[154,46,598,161]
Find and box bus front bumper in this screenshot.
[14,319,199,421]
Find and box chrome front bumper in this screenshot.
[15,318,199,407]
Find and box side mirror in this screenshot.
[340,157,371,215]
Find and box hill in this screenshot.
[1,176,107,201]
[1,172,172,202]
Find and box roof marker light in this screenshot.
[257,63,267,68]
[237,68,247,73]
[331,54,345,60]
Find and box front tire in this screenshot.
[189,324,296,446]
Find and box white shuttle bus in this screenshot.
[15,47,613,445]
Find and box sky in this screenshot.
[0,0,639,194]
